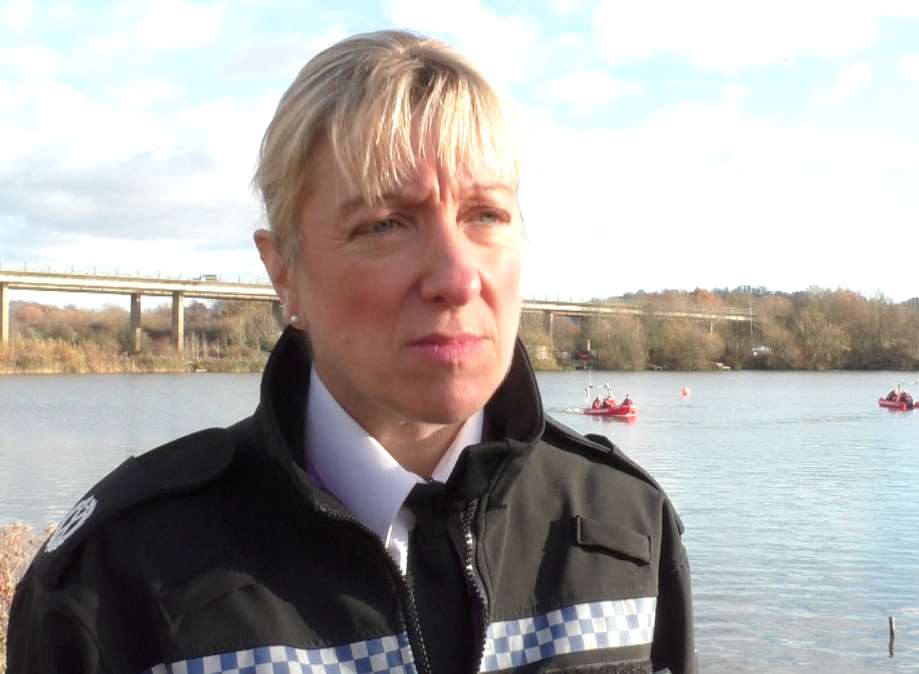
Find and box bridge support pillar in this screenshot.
[543,311,555,342]
[171,292,184,352]
[1,283,9,345]
[129,294,142,353]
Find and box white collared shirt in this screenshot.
[304,367,484,574]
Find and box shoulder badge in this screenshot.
[45,495,97,552]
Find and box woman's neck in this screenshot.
[373,420,463,479]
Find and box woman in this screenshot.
[8,31,695,674]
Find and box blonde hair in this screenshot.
[253,30,519,267]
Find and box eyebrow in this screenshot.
[337,182,516,215]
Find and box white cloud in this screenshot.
[0,77,269,255]
[592,1,917,71]
[118,81,180,109]
[4,1,918,304]
[383,0,541,88]
[817,63,873,105]
[546,70,641,108]
[899,53,919,82]
[0,46,58,77]
[88,35,129,56]
[516,99,919,300]
[1,0,32,32]
[551,0,584,15]
[133,0,222,50]
[223,25,349,79]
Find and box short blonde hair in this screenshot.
[253,30,519,267]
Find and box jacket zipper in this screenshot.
[316,506,434,674]
[462,501,489,674]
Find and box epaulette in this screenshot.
[542,416,665,493]
[30,427,236,585]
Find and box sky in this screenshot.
[2,0,919,310]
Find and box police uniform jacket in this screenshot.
[8,328,696,674]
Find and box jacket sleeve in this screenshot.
[6,575,108,674]
[650,499,697,674]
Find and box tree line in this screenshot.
[1,299,277,373]
[519,286,919,371]
[3,286,918,373]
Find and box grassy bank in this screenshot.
[2,299,276,374]
[0,338,268,375]
[0,523,51,673]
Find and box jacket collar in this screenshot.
[256,327,545,506]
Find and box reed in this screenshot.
[0,523,52,673]
[0,338,266,374]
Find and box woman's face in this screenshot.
[285,143,523,434]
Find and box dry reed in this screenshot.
[0,523,52,674]
[0,338,266,374]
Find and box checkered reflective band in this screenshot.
[479,596,657,672]
[141,633,417,674]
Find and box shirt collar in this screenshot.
[304,367,483,543]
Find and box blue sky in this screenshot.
[2,0,919,307]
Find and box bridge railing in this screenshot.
[0,261,270,285]
[523,296,754,318]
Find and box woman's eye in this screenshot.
[470,209,508,227]
[368,219,397,234]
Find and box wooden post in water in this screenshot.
[889,615,895,657]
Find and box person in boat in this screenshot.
[8,31,696,674]
[623,393,633,406]
[887,389,899,401]
[592,396,602,410]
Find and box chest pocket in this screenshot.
[574,516,651,566]
[535,514,655,606]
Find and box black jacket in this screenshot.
[8,329,695,674]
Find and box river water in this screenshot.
[2,369,918,672]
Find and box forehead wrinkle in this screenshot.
[338,176,517,219]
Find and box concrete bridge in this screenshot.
[521,298,753,339]
[0,267,755,351]
[0,267,277,352]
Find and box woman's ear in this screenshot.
[254,229,299,322]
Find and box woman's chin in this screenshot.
[396,382,494,425]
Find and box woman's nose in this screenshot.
[418,225,482,307]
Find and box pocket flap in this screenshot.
[574,516,651,565]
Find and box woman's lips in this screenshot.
[407,334,485,363]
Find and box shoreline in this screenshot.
[2,362,917,375]
[0,362,265,375]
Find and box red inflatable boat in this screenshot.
[879,386,915,410]
[878,397,913,411]
[584,401,638,419]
